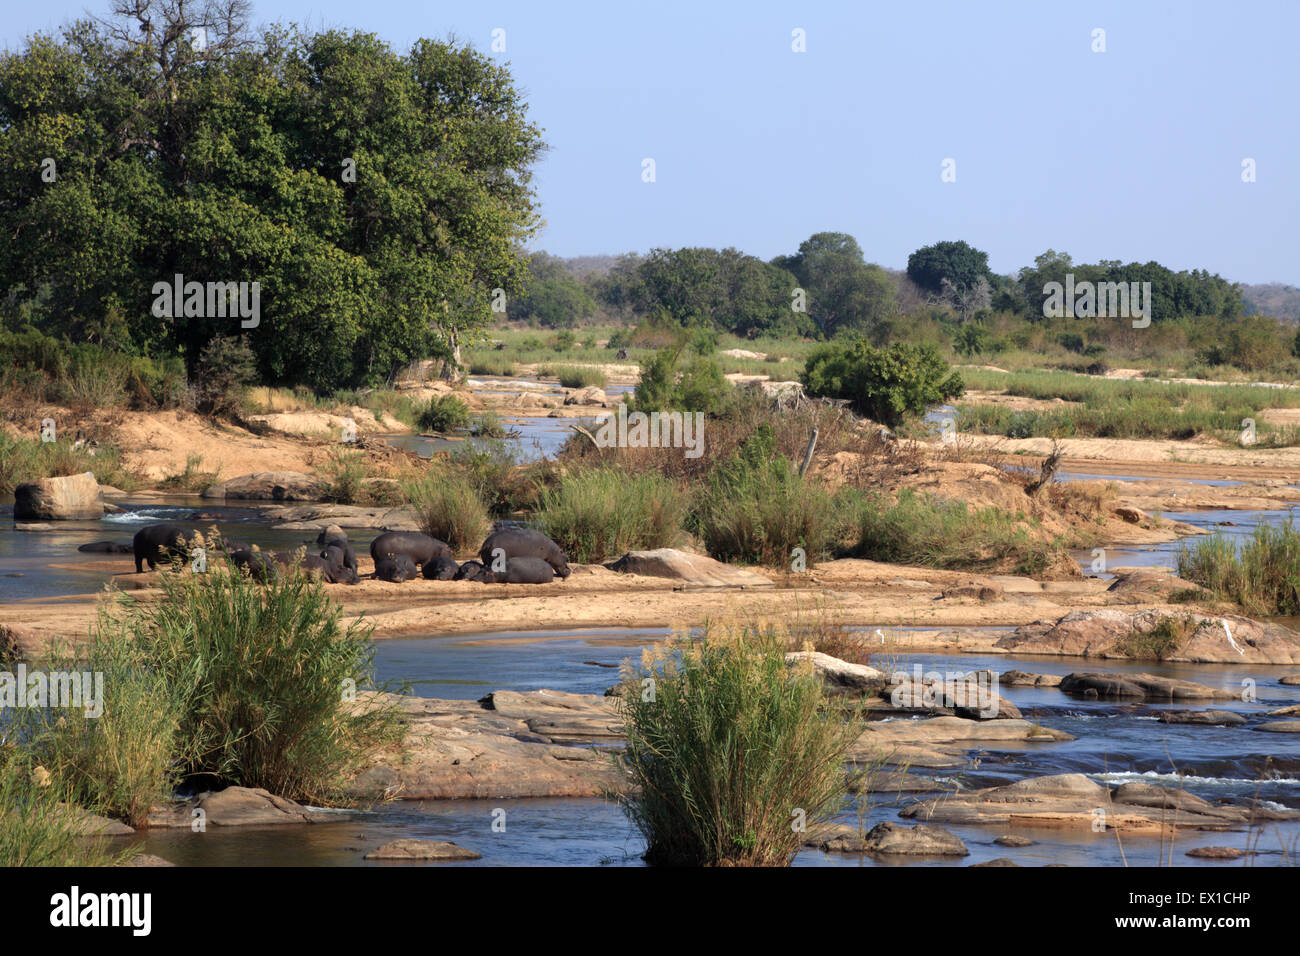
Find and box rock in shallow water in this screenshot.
[364,839,481,861]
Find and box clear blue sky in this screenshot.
[6,1,1298,283]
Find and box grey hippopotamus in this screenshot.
[421,556,460,580]
[79,541,133,554]
[133,523,194,572]
[274,550,358,584]
[228,549,277,582]
[495,556,556,584]
[369,531,452,568]
[453,560,496,583]
[374,553,418,583]
[315,531,357,573]
[479,528,571,579]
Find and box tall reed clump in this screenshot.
[416,395,472,433]
[535,467,686,563]
[402,468,492,551]
[844,488,1059,575]
[691,425,844,567]
[105,562,393,804]
[0,752,138,866]
[1177,520,1300,615]
[9,634,188,828]
[616,623,862,866]
[554,365,607,389]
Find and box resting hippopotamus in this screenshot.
[369,531,452,568]
[422,556,460,580]
[453,560,496,583]
[211,536,251,553]
[495,556,556,584]
[78,541,133,554]
[133,523,194,572]
[274,551,358,585]
[316,535,357,573]
[228,549,277,582]
[375,553,419,583]
[479,528,571,579]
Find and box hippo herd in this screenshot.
[79,522,572,586]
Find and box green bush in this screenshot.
[0,754,138,866]
[0,433,141,495]
[633,347,730,414]
[195,336,257,417]
[691,425,844,567]
[616,625,862,866]
[1177,520,1300,616]
[554,365,607,388]
[844,488,1060,575]
[402,468,491,551]
[416,395,472,433]
[802,340,964,427]
[536,467,685,562]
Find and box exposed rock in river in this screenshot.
[201,471,327,501]
[1058,672,1235,700]
[604,548,772,588]
[14,472,104,521]
[999,608,1300,664]
[147,787,349,828]
[364,839,481,861]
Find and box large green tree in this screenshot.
[0,1,545,389]
[776,232,895,337]
[906,240,993,295]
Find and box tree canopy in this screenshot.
[0,0,545,389]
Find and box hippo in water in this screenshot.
[133,523,193,572]
[369,531,452,569]
[374,553,418,583]
[479,528,571,579]
[495,556,556,584]
[422,556,460,580]
[78,541,133,554]
[453,560,496,583]
[228,549,277,582]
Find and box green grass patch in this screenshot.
[536,467,686,563]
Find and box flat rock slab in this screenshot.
[364,839,481,861]
[348,692,624,800]
[125,854,177,867]
[877,677,1021,720]
[812,821,968,856]
[1254,720,1300,733]
[147,787,349,828]
[900,774,1266,832]
[994,835,1038,847]
[849,716,1072,768]
[999,608,1300,664]
[1059,672,1235,701]
[264,503,421,532]
[58,803,134,836]
[1157,710,1247,726]
[1281,675,1300,686]
[481,689,622,740]
[1000,670,1063,687]
[604,548,772,588]
[1186,846,1247,860]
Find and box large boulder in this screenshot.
[201,471,327,501]
[605,548,772,588]
[14,472,104,520]
[1157,710,1246,726]
[784,651,887,695]
[1058,672,1235,701]
[563,386,607,406]
[814,821,968,856]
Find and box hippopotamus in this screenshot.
[479,528,571,579]
[314,531,356,573]
[422,556,459,580]
[228,549,277,582]
[369,531,452,569]
[495,556,556,584]
[78,541,133,554]
[274,550,358,585]
[375,553,419,583]
[453,560,496,583]
[211,536,251,553]
[133,523,194,572]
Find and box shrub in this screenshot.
[416,395,472,433]
[402,468,491,551]
[0,434,141,495]
[536,467,686,562]
[160,452,219,492]
[802,340,964,427]
[555,365,607,389]
[113,560,393,801]
[468,356,517,377]
[0,754,137,866]
[633,347,730,414]
[194,336,257,417]
[844,488,1060,575]
[691,426,844,567]
[1177,520,1300,616]
[319,447,369,504]
[616,624,862,866]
